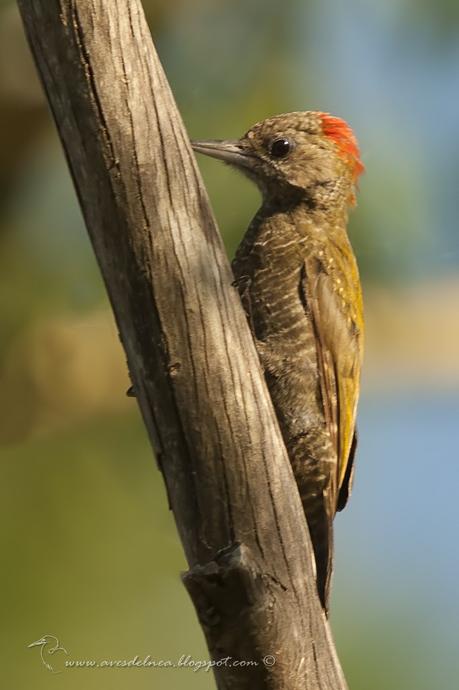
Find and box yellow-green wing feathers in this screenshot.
[302,252,363,511]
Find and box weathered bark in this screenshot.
[17,1,348,688]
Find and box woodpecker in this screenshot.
[192,111,364,612]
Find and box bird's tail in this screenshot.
[304,499,334,614]
[290,449,335,614]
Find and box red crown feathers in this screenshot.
[319,113,364,182]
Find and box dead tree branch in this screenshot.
[17,1,348,688]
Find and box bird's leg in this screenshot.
[232,274,256,333]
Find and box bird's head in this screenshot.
[192,111,364,210]
[28,636,48,648]
[28,633,64,651]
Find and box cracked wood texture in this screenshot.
[17,1,348,689]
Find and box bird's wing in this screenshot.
[336,428,357,511]
[301,256,363,512]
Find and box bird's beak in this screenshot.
[28,638,45,647]
[191,139,257,171]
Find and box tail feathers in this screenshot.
[296,488,334,614]
[307,511,334,614]
[280,430,337,613]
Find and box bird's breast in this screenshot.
[241,237,308,340]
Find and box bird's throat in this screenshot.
[260,176,352,222]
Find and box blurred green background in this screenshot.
[1,0,458,688]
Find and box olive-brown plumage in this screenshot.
[192,111,364,612]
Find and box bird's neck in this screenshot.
[258,195,350,235]
[234,196,350,277]
[260,177,353,224]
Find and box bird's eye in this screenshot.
[269,137,293,159]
